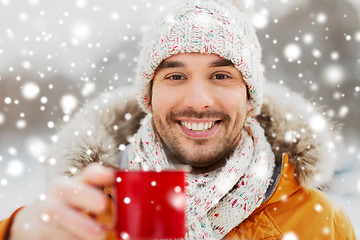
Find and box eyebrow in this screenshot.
[209,58,234,67]
[156,60,185,70]
[156,57,234,71]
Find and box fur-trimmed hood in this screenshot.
[46,82,341,189]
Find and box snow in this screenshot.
[330,51,340,60]
[253,8,269,30]
[0,179,8,186]
[0,113,5,125]
[4,97,11,104]
[303,33,314,44]
[323,64,345,85]
[22,82,40,100]
[309,114,327,132]
[26,138,46,157]
[0,0,359,237]
[284,43,301,61]
[6,160,25,177]
[60,94,78,115]
[316,13,327,24]
[338,105,349,118]
[282,232,298,240]
[123,197,131,204]
[314,203,323,213]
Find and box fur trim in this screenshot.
[46,87,146,178]
[257,82,342,189]
[46,83,341,189]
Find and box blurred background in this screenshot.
[0,0,359,236]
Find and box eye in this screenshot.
[168,74,185,80]
[212,74,229,80]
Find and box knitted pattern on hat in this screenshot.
[136,0,264,116]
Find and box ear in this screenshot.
[246,100,253,112]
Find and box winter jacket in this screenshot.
[0,83,356,239]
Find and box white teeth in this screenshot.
[180,121,215,131]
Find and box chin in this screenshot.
[178,151,227,168]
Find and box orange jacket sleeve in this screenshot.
[0,208,24,240]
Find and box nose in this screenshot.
[183,78,214,111]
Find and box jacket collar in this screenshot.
[46,83,341,189]
[263,153,301,205]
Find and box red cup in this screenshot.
[114,170,186,239]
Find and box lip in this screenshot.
[177,120,220,138]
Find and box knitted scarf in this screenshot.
[127,114,275,239]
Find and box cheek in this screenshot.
[217,89,247,115]
[151,85,176,117]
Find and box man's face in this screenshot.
[150,53,249,170]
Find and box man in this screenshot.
[0,0,356,239]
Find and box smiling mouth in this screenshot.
[178,121,219,131]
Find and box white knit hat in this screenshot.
[135,0,264,116]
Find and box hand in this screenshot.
[9,163,114,240]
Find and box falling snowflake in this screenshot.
[284,43,301,61]
[8,147,18,156]
[355,31,360,42]
[0,179,8,186]
[253,8,269,30]
[60,94,78,115]
[22,82,40,100]
[75,0,87,8]
[4,97,11,104]
[303,33,314,44]
[174,186,182,193]
[282,232,298,240]
[6,159,25,177]
[71,21,91,46]
[330,51,340,61]
[314,203,323,212]
[81,82,96,96]
[323,64,345,85]
[0,112,5,125]
[40,213,50,223]
[309,114,327,132]
[39,193,47,201]
[26,138,46,158]
[120,232,130,240]
[16,119,27,129]
[124,197,131,204]
[312,49,322,58]
[338,106,349,118]
[316,13,327,24]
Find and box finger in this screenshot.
[49,178,108,215]
[13,205,83,240]
[41,224,83,240]
[53,204,106,240]
[78,163,115,187]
